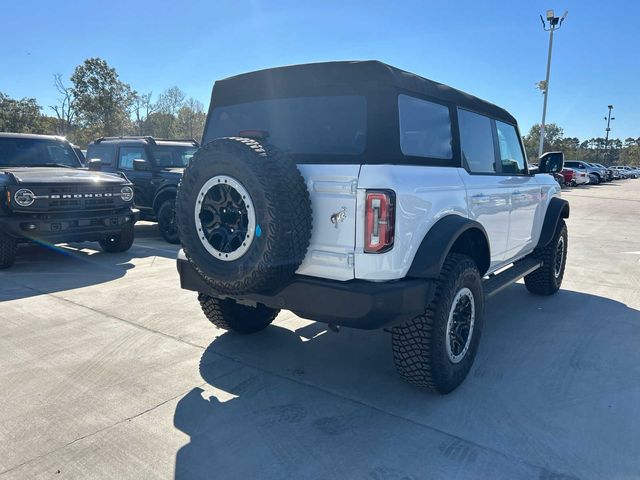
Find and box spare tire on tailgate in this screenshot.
[176,137,312,294]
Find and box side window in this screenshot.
[86,144,116,166]
[118,146,147,171]
[398,94,452,159]
[495,121,527,174]
[458,109,496,174]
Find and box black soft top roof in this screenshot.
[212,60,516,124]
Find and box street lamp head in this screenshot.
[608,105,614,109]
[546,9,555,20]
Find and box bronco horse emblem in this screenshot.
[330,207,347,228]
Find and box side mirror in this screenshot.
[133,159,151,171]
[538,151,564,174]
[87,159,102,171]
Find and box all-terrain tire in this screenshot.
[176,137,312,294]
[0,233,17,269]
[99,221,135,253]
[198,293,279,334]
[524,220,568,295]
[391,253,484,394]
[158,199,180,244]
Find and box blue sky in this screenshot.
[2,0,639,140]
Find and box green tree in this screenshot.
[175,98,206,140]
[522,123,565,159]
[70,58,135,139]
[0,92,45,133]
[152,86,186,138]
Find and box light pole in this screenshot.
[604,105,615,163]
[537,9,568,158]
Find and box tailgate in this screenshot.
[295,164,360,281]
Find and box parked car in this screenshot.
[174,61,569,394]
[609,167,624,180]
[587,163,610,182]
[561,167,587,186]
[610,166,629,179]
[591,163,613,181]
[0,133,139,268]
[622,166,639,179]
[86,136,199,243]
[565,160,604,184]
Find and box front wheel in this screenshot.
[198,294,279,334]
[524,220,568,295]
[99,222,135,253]
[392,253,484,394]
[157,199,180,244]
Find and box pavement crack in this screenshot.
[0,383,206,477]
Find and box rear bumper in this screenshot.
[177,254,434,330]
[0,208,139,243]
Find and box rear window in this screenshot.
[208,96,366,155]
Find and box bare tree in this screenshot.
[132,92,158,135]
[50,73,76,136]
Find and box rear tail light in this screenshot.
[364,190,395,253]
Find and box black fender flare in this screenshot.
[152,186,178,213]
[536,197,569,249]
[407,215,491,279]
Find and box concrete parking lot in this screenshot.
[1,180,639,479]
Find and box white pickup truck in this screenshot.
[175,61,569,393]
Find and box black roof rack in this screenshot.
[94,136,199,146]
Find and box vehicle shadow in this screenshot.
[0,222,179,302]
[173,287,640,479]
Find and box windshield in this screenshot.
[0,137,81,168]
[151,145,198,168]
[208,96,367,155]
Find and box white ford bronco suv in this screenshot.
[175,61,569,393]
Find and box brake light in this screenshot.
[364,190,395,253]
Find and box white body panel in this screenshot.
[355,165,467,280]
[456,170,511,268]
[295,163,560,282]
[295,164,360,281]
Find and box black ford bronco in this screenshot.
[86,136,199,243]
[0,133,139,268]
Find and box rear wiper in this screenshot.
[28,163,75,169]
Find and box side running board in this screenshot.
[483,259,543,298]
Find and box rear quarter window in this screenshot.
[398,95,452,160]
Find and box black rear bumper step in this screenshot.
[177,257,435,330]
[483,258,542,298]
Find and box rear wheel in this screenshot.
[392,254,484,394]
[99,222,135,253]
[157,199,180,244]
[198,293,279,334]
[524,220,567,295]
[0,233,17,269]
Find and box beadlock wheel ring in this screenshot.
[445,287,476,364]
[194,175,256,262]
